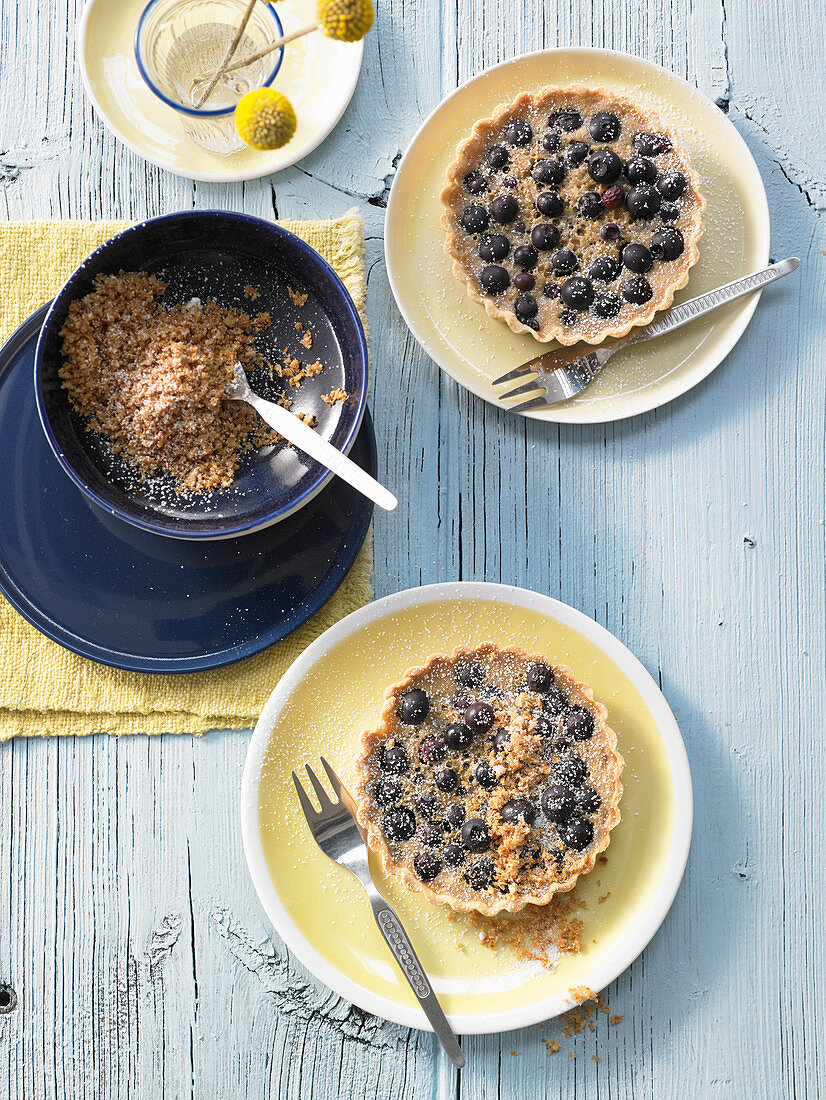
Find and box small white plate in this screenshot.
[78,0,363,183]
[241,582,693,1033]
[385,49,770,423]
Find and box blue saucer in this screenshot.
[0,305,375,673]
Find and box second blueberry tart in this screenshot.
[440,85,705,345]
[354,643,624,915]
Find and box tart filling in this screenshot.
[354,644,624,915]
[441,85,705,345]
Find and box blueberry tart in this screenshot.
[441,85,705,345]
[354,644,623,915]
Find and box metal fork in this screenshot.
[291,758,466,1068]
[493,257,800,412]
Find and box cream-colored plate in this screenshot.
[385,49,770,423]
[241,583,693,1033]
[78,0,363,183]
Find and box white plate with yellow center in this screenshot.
[78,0,364,182]
[241,582,693,1033]
[385,49,770,423]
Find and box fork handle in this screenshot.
[368,893,466,1068]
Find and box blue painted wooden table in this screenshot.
[0,0,823,1096]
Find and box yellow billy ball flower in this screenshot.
[316,0,375,42]
[235,89,297,151]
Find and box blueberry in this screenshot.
[554,107,583,132]
[413,850,442,880]
[566,140,589,166]
[381,744,409,773]
[543,282,560,298]
[513,272,536,292]
[588,255,621,283]
[461,817,490,852]
[650,226,684,261]
[622,275,653,303]
[532,158,566,186]
[466,857,495,889]
[463,701,494,734]
[560,816,594,851]
[587,150,622,185]
[554,754,587,786]
[474,760,498,790]
[565,706,595,741]
[501,797,536,825]
[624,156,657,185]
[534,712,556,738]
[543,686,569,715]
[550,726,575,752]
[660,202,680,222]
[374,778,401,807]
[588,111,621,142]
[486,144,509,169]
[561,309,579,327]
[456,663,484,688]
[600,222,622,242]
[514,295,539,322]
[621,243,653,273]
[526,661,554,693]
[383,806,416,842]
[419,733,447,764]
[577,192,604,219]
[444,722,474,750]
[505,119,533,146]
[459,204,489,234]
[536,190,564,217]
[452,693,472,711]
[541,131,562,152]
[490,194,519,223]
[656,170,686,201]
[551,249,578,275]
[513,220,527,234]
[435,766,458,792]
[479,232,510,262]
[502,176,518,189]
[445,803,466,829]
[493,728,511,751]
[479,265,510,295]
[414,793,438,818]
[633,131,671,157]
[514,243,538,270]
[626,183,662,220]
[601,184,625,211]
[421,822,444,846]
[529,224,558,256]
[575,785,602,815]
[400,688,429,724]
[464,170,487,194]
[593,290,622,318]
[541,781,576,823]
[443,843,465,867]
[561,277,595,310]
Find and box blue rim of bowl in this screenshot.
[134,0,284,119]
[5,302,376,673]
[34,210,370,541]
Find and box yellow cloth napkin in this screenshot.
[0,211,372,739]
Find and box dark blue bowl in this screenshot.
[35,211,368,539]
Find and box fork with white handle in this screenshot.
[494,257,800,412]
[292,757,466,1068]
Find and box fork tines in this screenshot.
[292,757,340,816]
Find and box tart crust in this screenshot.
[440,85,705,345]
[354,644,624,915]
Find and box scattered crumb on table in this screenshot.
[288,287,308,307]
